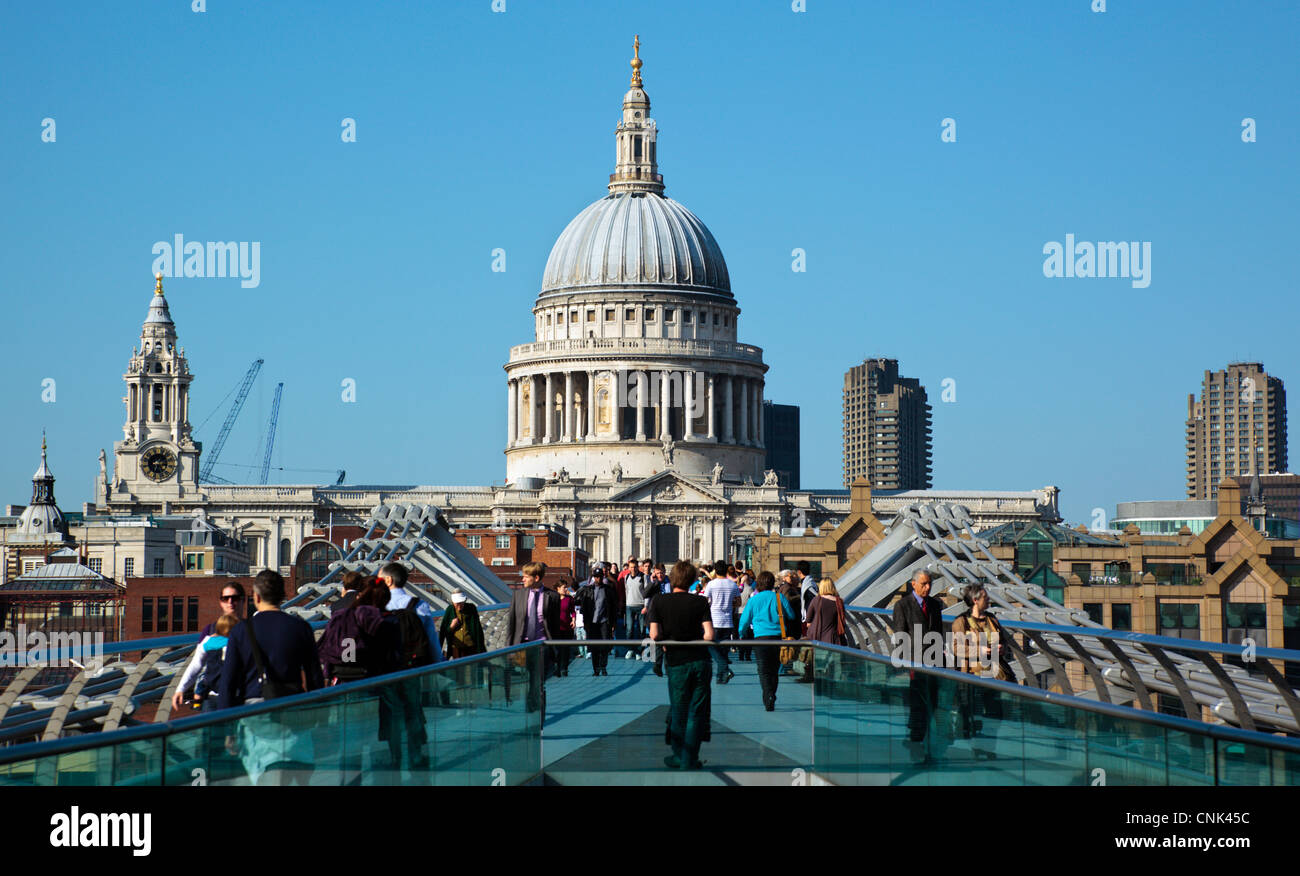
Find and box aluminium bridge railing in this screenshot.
[845,607,1300,736]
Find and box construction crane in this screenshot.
[199,359,263,484]
[258,383,284,484]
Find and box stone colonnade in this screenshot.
[506,368,764,448]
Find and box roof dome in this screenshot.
[540,192,731,299]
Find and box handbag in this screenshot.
[776,596,797,665]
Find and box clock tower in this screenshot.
[102,274,202,507]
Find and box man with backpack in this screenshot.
[377,562,441,774]
[379,562,443,667]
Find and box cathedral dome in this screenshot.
[539,192,731,300]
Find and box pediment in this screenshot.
[606,470,726,504]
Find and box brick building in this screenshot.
[452,524,590,586]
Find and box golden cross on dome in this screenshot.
[155,272,164,295]
[630,34,642,86]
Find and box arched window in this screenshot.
[295,541,342,584]
[279,538,292,567]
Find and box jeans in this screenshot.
[710,627,735,676]
[754,636,781,708]
[625,606,646,655]
[665,659,711,767]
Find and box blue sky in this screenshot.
[1,1,1296,526]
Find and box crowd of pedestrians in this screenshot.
[175,551,1011,777]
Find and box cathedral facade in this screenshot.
[84,44,1061,582]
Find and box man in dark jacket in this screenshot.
[218,570,323,708]
[574,566,619,676]
[891,569,944,762]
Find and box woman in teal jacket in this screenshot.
[737,571,797,711]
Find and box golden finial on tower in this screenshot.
[630,34,642,87]
[155,272,164,296]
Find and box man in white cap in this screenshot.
[439,588,485,659]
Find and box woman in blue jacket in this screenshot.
[737,571,798,711]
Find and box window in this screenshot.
[185,552,204,571]
[466,535,481,549]
[646,308,656,322]
[713,313,719,325]
[124,557,135,578]
[142,598,153,633]
[495,535,511,549]
[605,308,614,321]
[1083,603,1104,625]
[587,309,595,322]
[22,559,42,574]
[279,539,292,567]
[520,535,535,549]
[1112,603,1132,631]
[296,541,341,584]
[156,598,168,633]
[153,558,165,576]
[626,308,636,321]
[60,601,73,618]
[89,557,103,574]
[187,597,199,632]
[1157,603,1200,639]
[490,558,515,566]
[547,314,552,326]
[557,312,564,324]
[215,555,224,572]
[683,310,692,323]
[172,598,183,632]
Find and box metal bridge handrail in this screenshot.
[9,604,512,667]
[0,640,541,766]
[813,640,1300,754]
[848,606,1300,663]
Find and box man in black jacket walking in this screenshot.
[891,570,944,763]
[574,567,619,676]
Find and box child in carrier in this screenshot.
[191,613,238,709]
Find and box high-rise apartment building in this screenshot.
[762,401,800,489]
[843,358,932,489]
[1186,362,1287,500]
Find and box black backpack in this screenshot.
[384,600,434,669]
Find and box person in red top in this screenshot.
[554,578,578,676]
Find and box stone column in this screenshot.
[723,375,735,443]
[743,374,754,444]
[614,372,624,439]
[635,370,647,441]
[706,373,716,441]
[659,369,670,439]
[587,370,596,440]
[544,372,554,443]
[756,378,764,448]
[564,371,574,441]
[684,371,695,440]
[507,378,517,447]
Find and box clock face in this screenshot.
[142,446,178,482]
